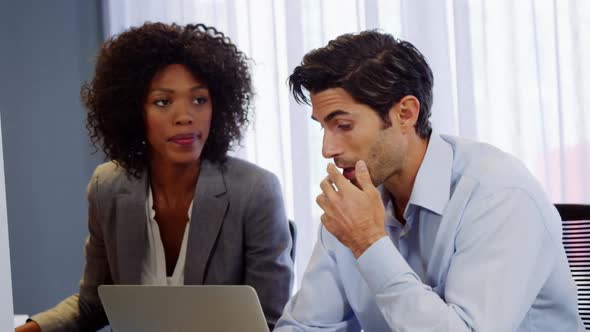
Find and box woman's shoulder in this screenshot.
[220,156,279,184]
[88,161,140,196]
[218,157,285,212]
[93,160,129,180]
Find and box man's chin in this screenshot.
[350,176,381,189]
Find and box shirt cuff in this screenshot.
[356,236,415,293]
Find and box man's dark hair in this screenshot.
[82,22,252,178]
[289,30,433,138]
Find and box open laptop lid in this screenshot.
[98,285,270,332]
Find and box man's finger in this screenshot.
[320,176,339,201]
[327,163,352,192]
[316,192,338,218]
[320,213,336,233]
[354,160,374,191]
[320,213,329,226]
[315,193,328,210]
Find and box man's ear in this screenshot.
[395,95,420,133]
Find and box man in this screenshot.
[275,30,583,331]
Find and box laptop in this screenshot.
[98,285,270,332]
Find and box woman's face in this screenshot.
[144,64,213,166]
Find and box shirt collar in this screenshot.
[407,130,453,216]
[379,131,453,226]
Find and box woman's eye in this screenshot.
[154,99,170,107]
[338,123,352,130]
[194,97,208,105]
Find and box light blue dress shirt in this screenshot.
[276,132,584,331]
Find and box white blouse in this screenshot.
[140,184,193,286]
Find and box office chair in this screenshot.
[288,219,297,263]
[555,203,590,329]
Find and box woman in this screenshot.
[16,22,293,332]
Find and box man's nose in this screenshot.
[322,132,342,159]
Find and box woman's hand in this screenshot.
[15,321,41,332]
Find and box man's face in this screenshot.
[310,88,407,187]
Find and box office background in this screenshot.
[0,0,103,316]
[103,0,590,285]
[1,0,588,320]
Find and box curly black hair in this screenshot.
[82,22,252,178]
[289,30,433,138]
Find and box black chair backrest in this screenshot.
[555,203,590,328]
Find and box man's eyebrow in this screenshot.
[311,110,350,123]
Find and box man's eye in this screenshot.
[338,124,352,130]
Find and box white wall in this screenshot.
[0,114,14,331]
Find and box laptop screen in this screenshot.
[98,285,270,332]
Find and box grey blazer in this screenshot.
[32,157,294,331]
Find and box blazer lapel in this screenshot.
[184,160,228,284]
[115,171,149,284]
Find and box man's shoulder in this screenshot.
[441,135,556,226]
[442,135,538,192]
[441,135,562,244]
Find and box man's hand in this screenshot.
[316,160,387,258]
